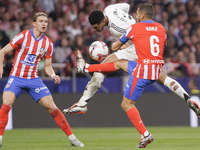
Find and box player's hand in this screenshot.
[0,68,3,78]
[52,75,60,84]
[120,43,129,49]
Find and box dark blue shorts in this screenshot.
[3,76,51,102]
[124,61,155,101]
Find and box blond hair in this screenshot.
[33,12,47,22]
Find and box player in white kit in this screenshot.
[63,3,200,117]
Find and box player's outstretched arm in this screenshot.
[0,44,14,78]
[112,40,124,51]
[44,58,60,84]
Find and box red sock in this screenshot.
[51,108,73,136]
[86,62,116,72]
[126,107,147,136]
[0,104,11,135]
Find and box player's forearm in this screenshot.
[0,50,6,77]
[44,65,55,77]
[112,40,123,51]
[0,50,5,68]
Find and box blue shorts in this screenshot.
[124,61,155,101]
[3,76,51,102]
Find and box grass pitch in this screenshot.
[2,126,200,150]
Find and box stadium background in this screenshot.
[0,0,200,128]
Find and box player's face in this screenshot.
[136,9,144,23]
[33,16,48,33]
[91,22,104,32]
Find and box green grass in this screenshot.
[2,126,200,150]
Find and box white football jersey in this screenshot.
[104,3,136,47]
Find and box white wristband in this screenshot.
[51,73,56,78]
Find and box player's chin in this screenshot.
[40,28,47,32]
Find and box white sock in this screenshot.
[0,136,2,140]
[143,130,150,137]
[77,72,105,106]
[68,134,76,140]
[164,76,190,102]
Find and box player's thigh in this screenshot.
[114,47,138,61]
[38,95,57,113]
[157,69,167,85]
[124,76,155,101]
[3,76,23,98]
[2,91,16,107]
[27,78,51,103]
[114,59,129,71]
[101,53,119,64]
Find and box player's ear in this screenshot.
[32,22,36,27]
[102,19,107,25]
[141,13,145,19]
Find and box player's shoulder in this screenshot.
[104,4,115,10]
[12,30,28,41]
[154,22,165,28]
[44,34,53,44]
[104,4,115,14]
[130,22,141,29]
[17,30,29,36]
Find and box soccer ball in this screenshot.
[89,41,109,61]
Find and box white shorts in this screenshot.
[114,44,138,61]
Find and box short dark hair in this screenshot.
[138,3,154,19]
[89,10,105,25]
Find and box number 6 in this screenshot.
[150,35,159,56]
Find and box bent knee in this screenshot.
[46,106,57,114]
[121,101,129,112]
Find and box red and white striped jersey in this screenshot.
[9,29,53,79]
[119,20,166,80]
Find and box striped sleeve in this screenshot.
[9,31,25,48]
[44,38,54,59]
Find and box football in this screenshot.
[89,41,109,61]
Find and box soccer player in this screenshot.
[0,12,84,147]
[63,3,200,118]
[75,3,172,147]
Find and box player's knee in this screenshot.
[46,105,57,114]
[121,101,129,112]
[2,99,14,107]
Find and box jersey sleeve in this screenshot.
[112,3,130,13]
[119,25,134,44]
[44,42,54,59]
[104,3,130,14]
[9,31,25,48]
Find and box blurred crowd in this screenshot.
[1,0,200,77]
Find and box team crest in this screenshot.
[40,47,46,55]
[40,48,45,52]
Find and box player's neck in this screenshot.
[141,18,152,22]
[32,28,44,40]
